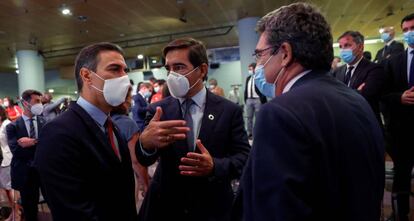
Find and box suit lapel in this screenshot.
[401,50,409,86]
[197,91,223,153]
[349,58,368,89]
[17,117,28,138]
[69,102,122,164]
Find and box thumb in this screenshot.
[196,139,209,154]
[409,86,414,92]
[151,106,163,122]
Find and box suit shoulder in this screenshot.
[210,92,241,110]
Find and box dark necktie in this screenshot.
[344,66,354,86]
[382,45,388,58]
[409,51,414,87]
[183,99,195,151]
[29,118,36,139]
[105,117,120,159]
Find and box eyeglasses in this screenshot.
[252,46,277,60]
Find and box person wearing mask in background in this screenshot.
[233,3,384,220]
[382,13,414,221]
[111,86,150,207]
[41,92,68,122]
[150,79,166,103]
[0,106,18,221]
[244,63,267,139]
[330,56,342,71]
[4,97,23,122]
[34,42,137,221]
[6,90,44,221]
[374,26,404,64]
[208,78,225,97]
[132,82,152,132]
[332,31,387,124]
[137,37,250,221]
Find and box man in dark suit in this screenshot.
[374,26,405,64]
[131,82,152,132]
[34,42,137,221]
[233,3,384,221]
[137,37,250,221]
[382,13,414,221]
[6,89,44,221]
[333,31,387,123]
[244,63,267,139]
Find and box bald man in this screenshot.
[374,26,404,64]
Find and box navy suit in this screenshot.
[383,50,414,220]
[132,93,148,132]
[234,71,384,221]
[332,58,387,123]
[34,102,137,221]
[7,115,45,221]
[374,41,405,64]
[137,90,250,221]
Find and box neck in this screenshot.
[80,90,111,114]
[276,63,305,96]
[349,55,362,66]
[186,80,204,98]
[23,110,33,118]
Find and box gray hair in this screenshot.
[256,2,333,71]
[337,31,364,45]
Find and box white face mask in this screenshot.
[167,67,200,98]
[3,101,9,107]
[90,71,130,107]
[154,86,160,93]
[248,70,254,75]
[31,103,43,116]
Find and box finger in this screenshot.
[186,152,204,160]
[151,106,163,122]
[181,157,201,166]
[180,171,203,176]
[157,121,187,129]
[195,140,209,154]
[178,165,203,172]
[158,126,189,135]
[409,86,414,92]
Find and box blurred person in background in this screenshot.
[132,82,153,132]
[208,78,225,96]
[3,97,22,122]
[150,79,166,103]
[41,92,68,122]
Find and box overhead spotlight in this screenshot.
[48,89,54,93]
[379,28,384,33]
[15,69,19,74]
[74,91,78,94]
[60,5,72,16]
[152,60,157,64]
[137,54,144,60]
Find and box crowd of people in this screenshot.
[0,2,413,221]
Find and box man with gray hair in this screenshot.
[374,26,404,64]
[234,3,384,220]
[333,30,386,124]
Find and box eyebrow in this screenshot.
[164,62,187,68]
[106,63,125,70]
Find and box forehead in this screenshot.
[96,50,126,67]
[165,48,190,65]
[256,33,269,49]
[402,19,414,29]
[339,35,356,44]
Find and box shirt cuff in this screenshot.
[139,139,157,156]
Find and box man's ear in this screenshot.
[280,42,293,67]
[80,67,92,86]
[200,63,209,80]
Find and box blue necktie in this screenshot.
[183,99,195,151]
[409,51,414,87]
[29,118,36,139]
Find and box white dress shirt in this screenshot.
[0,119,12,167]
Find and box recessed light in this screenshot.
[15,69,19,74]
[48,89,54,93]
[137,54,144,59]
[152,60,157,64]
[74,91,78,94]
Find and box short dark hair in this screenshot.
[163,37,209,69]
[155,79,166,86]
[139,82,152,90]
[401,13,414,27]
[256,2,333,71]
[74,42,124,92]
[248,63,256,69]
[0,106,7,122]
[21,89,42,102]
[338,31,364,45]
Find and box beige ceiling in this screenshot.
[0,0,413,73]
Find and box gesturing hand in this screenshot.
[140,107,189,150]
[401,87,414,105]
[179,139,214,177]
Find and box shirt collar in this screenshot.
[178,87,207,108]
[77,96,108,127]
[408,47,414,55]
[282,70,312,94]
[386,39,395,46]
[346,56,363,69]
[22,114,35,121]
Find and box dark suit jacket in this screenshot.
[131,93,148,132]
[244,75,267,104]
[136,90,250,221]
[374,40,405,64]
[332,58,387,122]
[34,102,137,221]
[234,71,384,221]
[6,115,45,191]
[382,50,414,147]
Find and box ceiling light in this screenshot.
[379,28,384,33]
[152,60,157,64]
[61,6,72,16]
[15,69,19,74]
[74,91,78,94]
[48,89,54,93]
[137,54,144,59]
